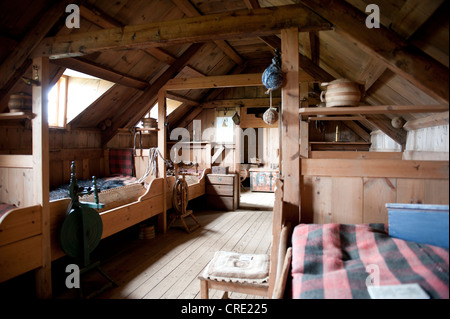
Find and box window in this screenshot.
[48,76,67,127]
[47,69,114,128]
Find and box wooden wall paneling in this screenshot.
[7,168,23,207]
[50,160,63,190]
[396,178,450,205]
[22,167,34,207]
[0,167,8,203]
[301,176,332,224]
[331,177,364,224]
[301,159,449,179]
[363,177,397,224]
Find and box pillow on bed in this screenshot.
[109,148,135,176]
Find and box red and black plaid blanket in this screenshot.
[109,148,134,176]
[291,223,449,299]
[0,202,17,220]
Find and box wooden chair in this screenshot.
[198,222,292,299]
[198,251,271,299]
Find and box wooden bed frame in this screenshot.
[270,154,449,299]
[0,167,209,285]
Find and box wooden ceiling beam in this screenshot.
[366,115,407,146]
[171,63,249,129]
[34,4,332,59]
[259,35,334,83]
[299,104,449,116]
[358,56,388,92]
[171,0,245,65]
[390,0,444,40]
[299,0,449,104]
[256,19,398,145]
[50,57,149,90]
[81,3,179,66]
[0,0,72,96]
[201,98,281,109]
[101,43,204,144]
[166,92,200,106]
[403,111,449,131]
[164,73,263,91]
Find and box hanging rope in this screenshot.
[138,147,172,183]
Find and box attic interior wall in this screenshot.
[0,125,157,189]
[370,125,450,161]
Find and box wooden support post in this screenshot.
[300,82,309,158]
[281,28,301,225]
[32,56,52,298]
[158,90,167,233]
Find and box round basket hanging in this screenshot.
[262,49,283,93]
[263,107,278,125]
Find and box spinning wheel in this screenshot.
[59,162,117,298]
[167,162,201,233]
[60,206,103,263]
[172,177,189,214]
[239,167,248,191]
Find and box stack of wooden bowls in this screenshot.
[320,79,364,107]
[8,92,32,113]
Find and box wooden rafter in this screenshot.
[299,0,449,104]
[33,4,332,59]
[299,104,449,116]
[403,111,449,131]
[80,3,176,66]
[390,0,445,40]
[50,58,149,90]
[101,43,204,144]
[0,0,72,102]
[258,36,334,83]
[164,73,263,91]
[170,62,249,129]
[171,0,245,65]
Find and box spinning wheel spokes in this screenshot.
[173,177,189,215]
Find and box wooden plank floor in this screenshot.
[60,190,275,299]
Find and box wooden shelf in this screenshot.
[136,127,159,132]
[0,112,35,120]
[309,141,371,151]
[299,105,449,116]
[167,141,210,144]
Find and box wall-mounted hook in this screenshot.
[21,76,41,86]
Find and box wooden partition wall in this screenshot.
[300,155,449,224]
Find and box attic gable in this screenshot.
[0,0,448,146]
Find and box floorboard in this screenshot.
[55,189,275,299]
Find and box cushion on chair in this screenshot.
[202,251,270,284]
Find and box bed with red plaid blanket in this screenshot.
[291,223,449,299]
[0,202,16,219]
